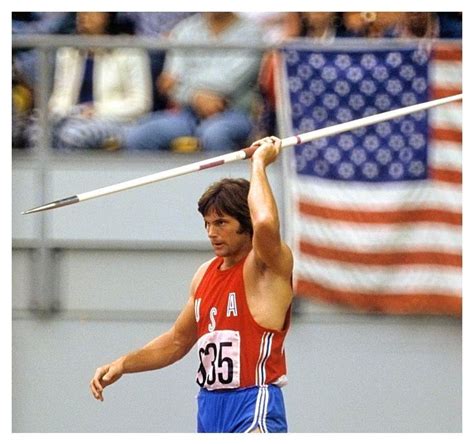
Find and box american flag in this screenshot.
[281,42,462,315]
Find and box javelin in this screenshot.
[22,93,462,215]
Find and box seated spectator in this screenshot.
[398,12,440,38]
[298,12,341,40]
[13,12,76,89]
[257,12,341,136]
[116,12,195,110]
[12,12,76,148]
[28,12,152,151]
[123,12,263,152]
[12,12,75,34]
[238,12,300,43]
[341,12,405,37]
[12,65,34,148]
[240,12,300,139]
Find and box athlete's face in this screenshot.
[204,210,251,257]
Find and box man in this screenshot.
[123,12,263,152]
[90,136,293,433]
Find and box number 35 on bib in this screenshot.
[196,330,241,390]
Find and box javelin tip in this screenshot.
[22,195,80,215]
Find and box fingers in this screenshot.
[252,136,282,161]
[90,377,104,402]
[252,136,280,148]
[268,136,282,148]
[251,137,282,156]
[90,361,124,402]
[90,366,108,402]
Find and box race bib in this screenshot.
[196,330,240,390]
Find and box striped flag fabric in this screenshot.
[281,42,462,315]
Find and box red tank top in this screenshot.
[194,254,290,390]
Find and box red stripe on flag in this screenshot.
[431,87,463,99]
[298,200,462,226]
[299,240,462,267]
[432,46,462,62]
[431,127,462,143]
[429,167,462,184]
[296,279,462,316]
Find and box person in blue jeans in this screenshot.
[123,12,263,152]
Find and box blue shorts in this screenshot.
[197,385,288,433]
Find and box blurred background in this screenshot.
[12,11,462,432]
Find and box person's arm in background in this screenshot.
[94,48,152,120]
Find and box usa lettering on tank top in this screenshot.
[194,254,290,390]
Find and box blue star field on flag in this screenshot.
[284,47,430,182]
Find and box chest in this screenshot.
[195,268,248,334]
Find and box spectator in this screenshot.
[29,12,152,151]
[13,12,76,89]
[298,12,341,40]
[238,12,300,43]
[398,12,440,38]
[12,12,76,148]
[257,12,341,136]
[341,12,405,37]
[12,12,75,34]
[240,12,300,139]
[123,12,263,152]
[12,66,34,148]
[117,12,195,110]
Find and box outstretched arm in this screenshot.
[89,267,204,402]
[248,136,293,276]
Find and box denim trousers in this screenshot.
[123,107,253,151]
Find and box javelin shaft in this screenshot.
[279,93,462,148]
[22,93,462,214]
[79,150,247,201]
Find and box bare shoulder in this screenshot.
[190,257,215,295]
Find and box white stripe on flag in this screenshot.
[294,176,461,211]
[431,60,462,87]
[431,142,462,170]
[298,218,461,251]
[431,106,462,130]
[297,256,461,295]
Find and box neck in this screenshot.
[221,243,252,270]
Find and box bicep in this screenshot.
[252,226,293,277]
[172,295,198,351]
[172,261,210,349]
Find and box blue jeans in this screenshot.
[123,107,253,151]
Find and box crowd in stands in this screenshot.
[12,12,462,151]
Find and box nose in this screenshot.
[207,224,217,238]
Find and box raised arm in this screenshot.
[89,265,206,401]
[248,136,293,276]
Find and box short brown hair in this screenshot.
[198,178,253,236]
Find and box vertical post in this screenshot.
[29,47,60,314]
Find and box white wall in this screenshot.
[12,153,462,432]
[12,314,461,432]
